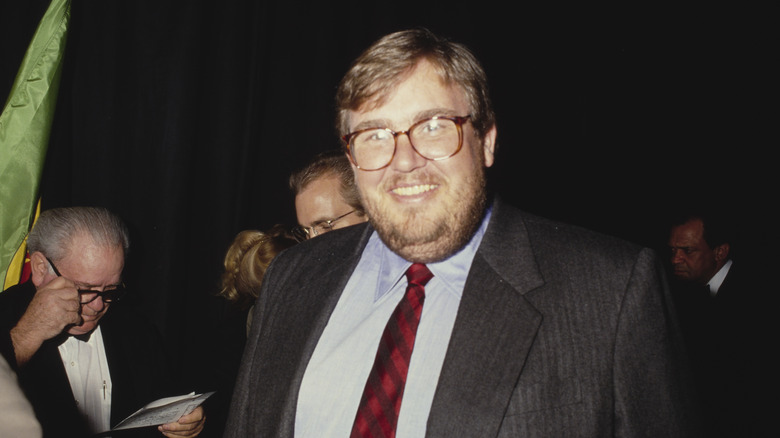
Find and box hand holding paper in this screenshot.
[109,391,212,435]
[158,405,206,438]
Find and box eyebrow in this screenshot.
[73,281,123,290]
[47,257,122,289]
[309,216,339,227]
[351,108,458,132]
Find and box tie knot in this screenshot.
[405,263,433,287]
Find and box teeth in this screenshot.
[392,184,436,196]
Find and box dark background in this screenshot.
[3,0,774,388]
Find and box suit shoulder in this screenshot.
[519,210,644,258]
[260,222,369,290]
[0,282,35,327]
[491,206,656,282]
[271,222,368,266]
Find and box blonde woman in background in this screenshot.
[199,224,298,438]
[218,225,299,335]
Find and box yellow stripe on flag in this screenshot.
[3,199,40,290]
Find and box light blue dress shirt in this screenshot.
[295,207,492,438]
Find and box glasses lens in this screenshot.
[409,118,460,160]
[102,286,126,303]
[351,129,395,170]
[312,224,330,236]
[78,286,126,304]
[292,226,311,241]
[349,118,463,170]
[78,291,100,304]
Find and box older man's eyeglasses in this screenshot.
[46,257,127,304]
[343,115,471,171]
[292,210,357,240]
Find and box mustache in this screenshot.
[380,171,443,191]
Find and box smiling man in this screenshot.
[226,29,697,437]
[0,207,204,438]
[342,58,494,264]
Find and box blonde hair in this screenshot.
[218,225,297,310]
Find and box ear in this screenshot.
[713,243,730,264]
[481,124,497,168]
[29,251,52,288]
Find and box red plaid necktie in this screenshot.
[350,263,434,438]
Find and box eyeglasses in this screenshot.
[46,257,127,304]
[292,210,357,240]
[343,115,471,171]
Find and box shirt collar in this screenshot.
[60,326,103,352]
[707,259,732,295]
[372,204,493,302]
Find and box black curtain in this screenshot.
[3,0,774,387]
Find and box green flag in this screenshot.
[0,0,71,289]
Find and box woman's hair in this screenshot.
[218,224,298,310]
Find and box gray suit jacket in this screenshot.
[225,200,698,437]
[0,354,41,437]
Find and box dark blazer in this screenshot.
[672,262,775,437]
[0,281,174,438]
[225,199,699,437]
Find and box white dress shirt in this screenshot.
[295,209,491,438]
[58,326,112,433]
[706,259,733,296]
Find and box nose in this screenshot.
[390,134,427,172]
[670,249,683,264]
[82,291,107,311]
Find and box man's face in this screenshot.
[39,236,124,335]
[667,219,721,284]
[347,60,496,263]
[295,174,366,238]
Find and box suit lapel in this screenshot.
[258,223,373,436]
[428,200,544,437]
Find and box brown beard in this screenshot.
[364,162,488,263]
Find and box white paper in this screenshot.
[109,391,214,431]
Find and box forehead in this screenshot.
[59,235,124,284]
[297,175,341,204]
[295,175,351,223]
[669,219,706,246]
[348,60,469,131]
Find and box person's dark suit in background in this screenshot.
[667,212,775,437]
[0,207,204,438]
[225,29,699,437]
[197,225,297,437]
